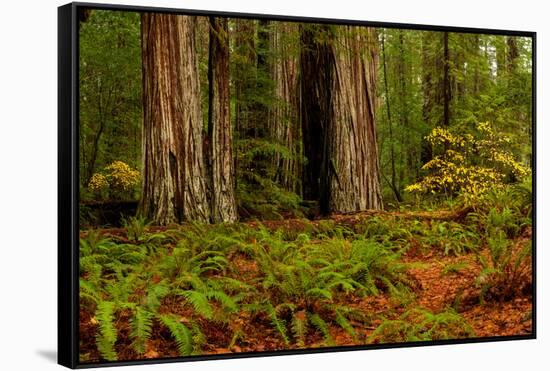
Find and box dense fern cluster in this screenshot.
[79,186,532,362]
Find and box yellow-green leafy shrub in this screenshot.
[88,160,140,199]
[405,123,530,199]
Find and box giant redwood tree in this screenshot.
[300,25,383,213]
[207,17,238,222]
[139,13,210,225]
[326,26,383,212]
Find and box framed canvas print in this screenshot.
[58,2,536,368]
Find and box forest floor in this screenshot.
[79,209,533,362]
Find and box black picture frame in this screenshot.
[58,2,537,368]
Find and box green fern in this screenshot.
[181,290,214,319]
[308,313,333,345]
[130,307,154,354]
[334,308,357,341]
[207,290,238,313]
[291,311,308,347]
[367,308,474,344]
[158,314,193,356]
[95,301,118,361]
[146,283,170,312]
[265,303,289,345]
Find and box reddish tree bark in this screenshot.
[139,14,209,225]
[207,17,238,222]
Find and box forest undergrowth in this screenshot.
[78,183,532,363]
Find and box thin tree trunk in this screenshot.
[396,31,408,198]
[496,35,506,79]
[207,17,238,223]
[420,32,434,165]
[442,32,451,127]
[268,23,300,193]
[381,31,402,202]
[139,13,210,225]
[254,20,271,138]
[473,35,481,95]
[233,19,255,140]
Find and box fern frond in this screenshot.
[265,303,289,345]
[306,288,333,301]
[95,301,118,361]
[158,314,193,356]
[308,313,333,345]
[130,307,154,354]
[335,309,357,340]
[207,290,238,313]
[182,290,214,319]
[190,322,206,354]
[79,279,101,306]
[291,311,308,347]
[146,283,170,312]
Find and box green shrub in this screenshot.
[476,230,532,303]
[122,215,151,242]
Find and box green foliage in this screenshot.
[88,161,141,200]
[265,303,290,345]
[236,169,304,220]
[423,221,479,256]
[476,230,532,303]
[368,308,474,343]
[377,31,532,204]
[95,301,118,361]
[79,10,142,194]
[79,203,534,358]
[440,261,470,276]
[308,313,334,345]
[291,311,308,347]
[122,215,151,242]
[406,123,530,200]
[158,315,194,356]
[130,307,154,354]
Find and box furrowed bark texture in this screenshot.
[140,13,210,225]
[208,17,238,223]
[269,23,301,193]
[326,26,383,212]
[300,25,383,213]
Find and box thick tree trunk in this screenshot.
[299,25,333,202]
[300,25,383,213]
[268,23,301,193]
[325,26,383,212]
[207,17,238,223]
[139,13,210,225]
